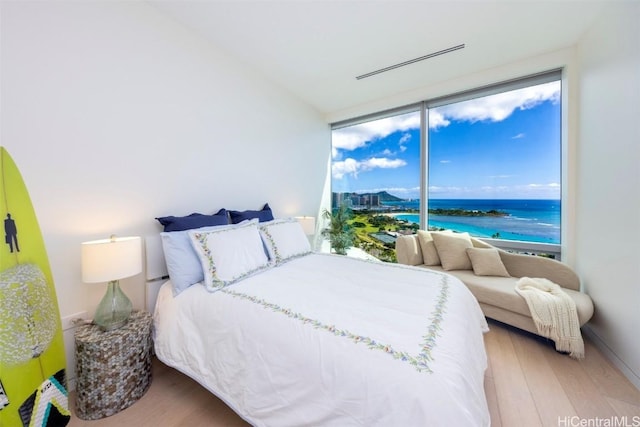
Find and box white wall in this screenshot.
[575,3,640,388]
[1,1,329,383]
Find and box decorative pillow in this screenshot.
[156,209,228,232]
[431,232,473,271]
[161,221,248,296]
[228,203,274,224]
[399,234,423,266]
[259,218,311,265]
[466,247,510,277]
[189,220,271,292]
[415,230,443,265]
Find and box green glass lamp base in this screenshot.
[94,280,132,331]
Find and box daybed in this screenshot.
[395,232,594,337]
[149,211,491,426]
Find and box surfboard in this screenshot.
[0,147,70,426]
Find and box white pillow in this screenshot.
[161,221,252,296]
[189,220,271,292]
[259,218,311,265]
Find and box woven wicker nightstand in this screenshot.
[74,310,153,420]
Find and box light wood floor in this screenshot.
[68,320,640,426]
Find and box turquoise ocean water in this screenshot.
[386,199,560,244]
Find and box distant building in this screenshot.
[333,192,381,209]
[332,192,353,208]
[331,192,341,207]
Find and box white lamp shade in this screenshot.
[295,216,316,235]
[81,236,142,283]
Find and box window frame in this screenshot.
[330,69,564,257]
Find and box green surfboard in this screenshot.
[0,147,70,426]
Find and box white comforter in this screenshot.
[154,253,490,426]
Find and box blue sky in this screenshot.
[332,81,561,200]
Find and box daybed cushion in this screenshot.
[466,247,510,277]
[431,232,473,271]
[401,232,424,266]
[422,266,593,326]
[417,230,441,266]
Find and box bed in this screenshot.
[147,216,490,426]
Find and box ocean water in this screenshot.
[388,199,560,244]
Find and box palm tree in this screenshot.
[322,203,355,255]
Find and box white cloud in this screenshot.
[332,112,420,153]
[399,133,411,144]
[511,133,525,139]
[427,182,560,198]
[398,133,411,152]
[332,157,407,179]
[428,111,451,128]
[358,186,420,196]
[332,81,559,159]
[332,158,360,179]
[365,157,406,169]
[428,185,466,194]
[440,160,451,164]
[429,81,560,129]
[526,182,560,191]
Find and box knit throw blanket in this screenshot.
[515,277,585,359]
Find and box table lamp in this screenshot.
[81,235,142,331]
[295,216,316,236]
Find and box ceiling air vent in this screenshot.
[356,44,465,80]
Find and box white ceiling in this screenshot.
[150,1,608,117]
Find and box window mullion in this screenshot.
[420,102,428,230]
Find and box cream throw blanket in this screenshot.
[515,277,585,359]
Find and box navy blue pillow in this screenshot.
[229,203,274,224]
[156,209,229,232]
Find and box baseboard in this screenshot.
[583,325,640,391]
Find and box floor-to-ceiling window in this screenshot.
[427,74,561,245]
[330,70,562,260]
[331,108,421,261]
